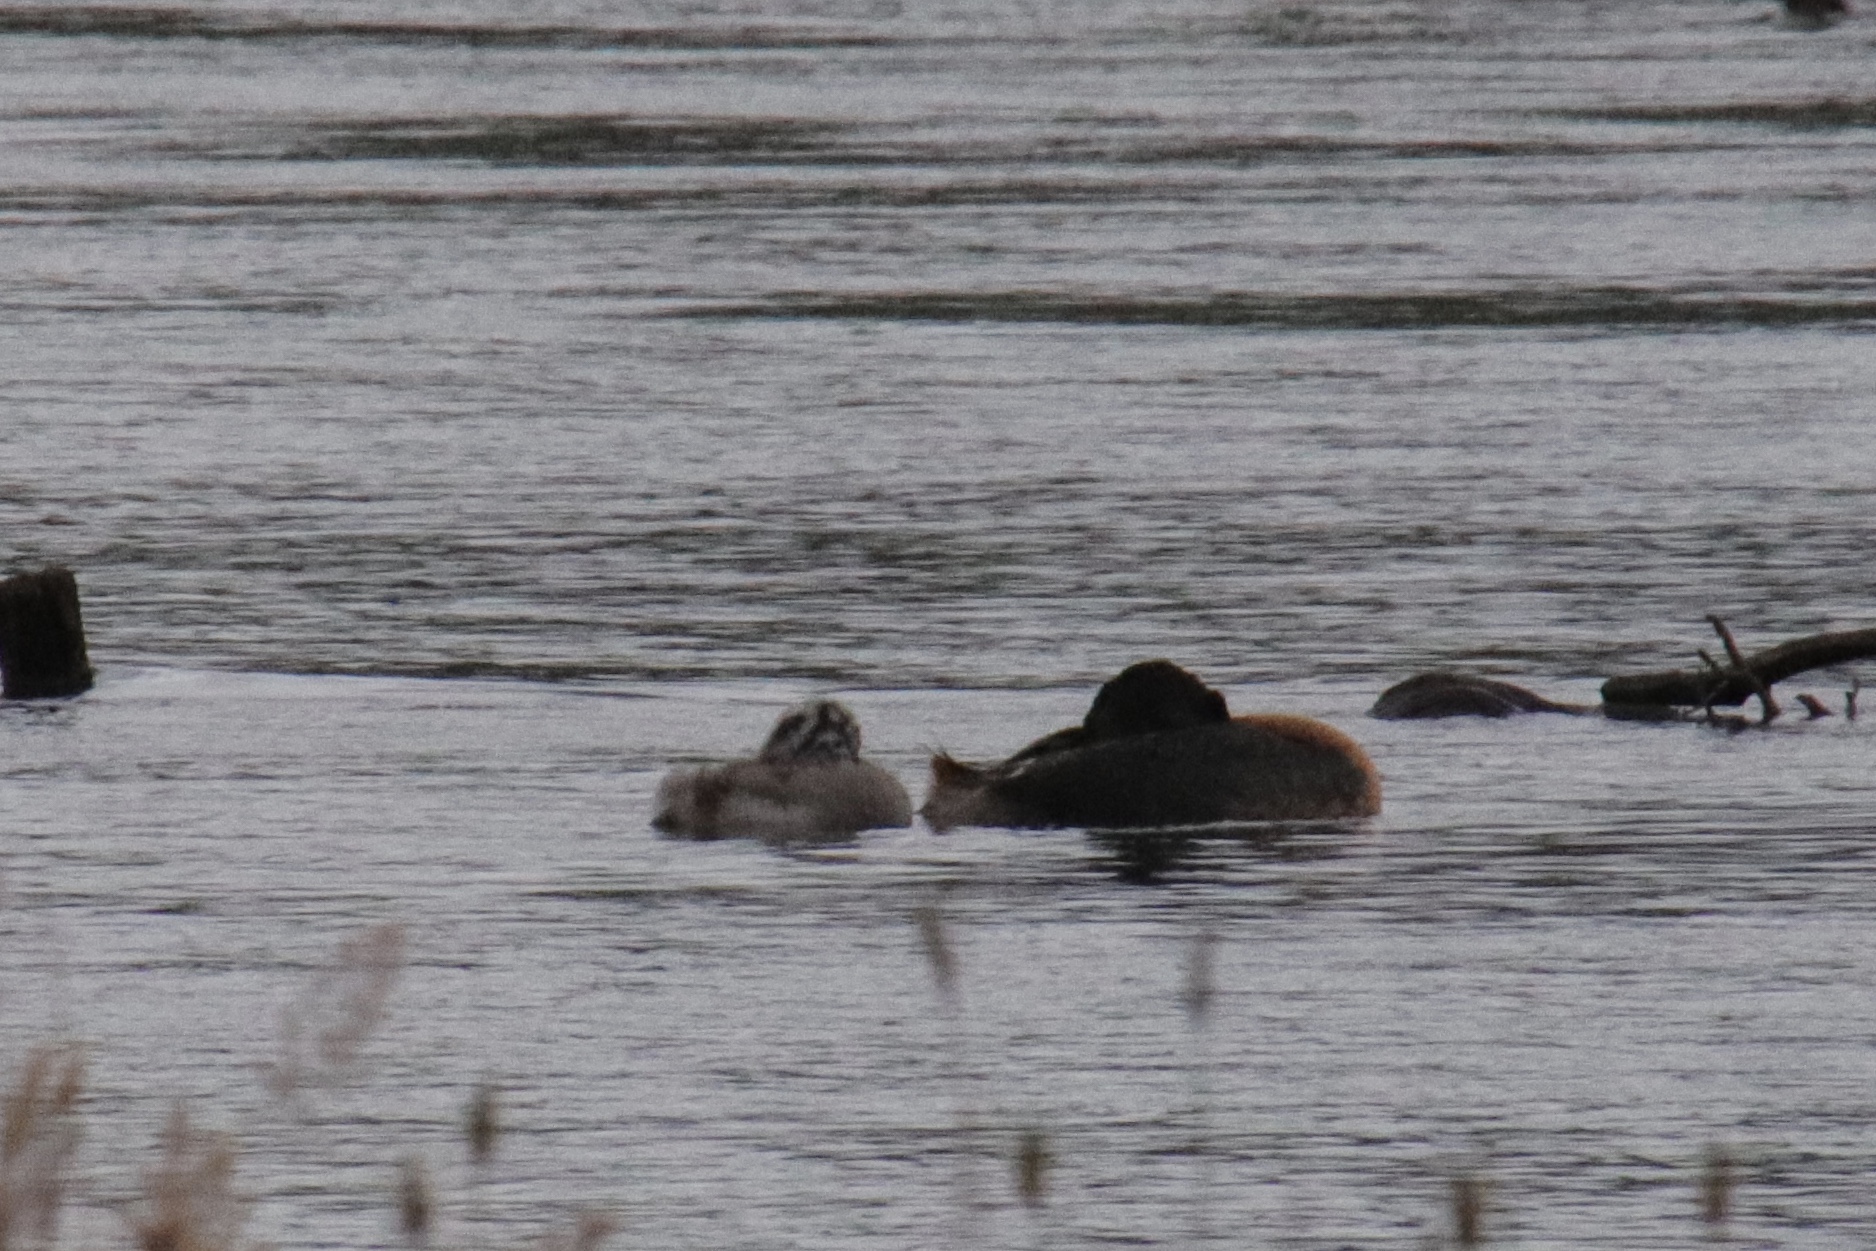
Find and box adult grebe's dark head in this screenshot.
[758,699,864,764]
[1082,660,1230,740]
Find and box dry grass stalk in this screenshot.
[1181,930,1218,1027]
[397,1154,433,1243]
[1450,1173,1487,1247]
[465,1083,500,1165]
[0,1043,85,1250]
[1699,1143,1735,1226]
[130,1103,247,1251]
[267,924,407,1095]
[531,1210,617,1251]
[1013,1129,1051,1208]
[914,904,958,1006]
[1179,931,1219,1247]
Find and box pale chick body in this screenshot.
[922,660,1382,831]
[654,700,913,841]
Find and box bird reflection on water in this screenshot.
[1088,819,1367,884]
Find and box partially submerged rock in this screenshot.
[1370,672,1589,720]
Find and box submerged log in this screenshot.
[0,566,95,699]
[1601,626,1876,710]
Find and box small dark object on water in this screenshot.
[1369,672,1588,720]
[1783,0,1849,25]
[0,565,94,699]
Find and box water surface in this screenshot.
[2,0,1875,1246]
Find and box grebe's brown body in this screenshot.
[655,700,913,841]
[922,661,1381,831]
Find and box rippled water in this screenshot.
[3,0,1875,1247]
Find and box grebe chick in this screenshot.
[922,660,1381,831]
[655,699,913,841]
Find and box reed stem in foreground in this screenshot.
[129,1103,248,1251]
[1700,1143,1736,1227]
[0,1042,85,1249]
[1451,1172,1487,1247]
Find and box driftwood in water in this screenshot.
[0,566,95,699]
[1376,622,1876,721]
[1373,626,1868,723]
[1601,624,1876,711]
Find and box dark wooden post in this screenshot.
[0,566,95,699]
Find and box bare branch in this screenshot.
[1708,616,1778,724]
[1605,626,1876,709]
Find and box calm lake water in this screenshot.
[3,0,1875,1247]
